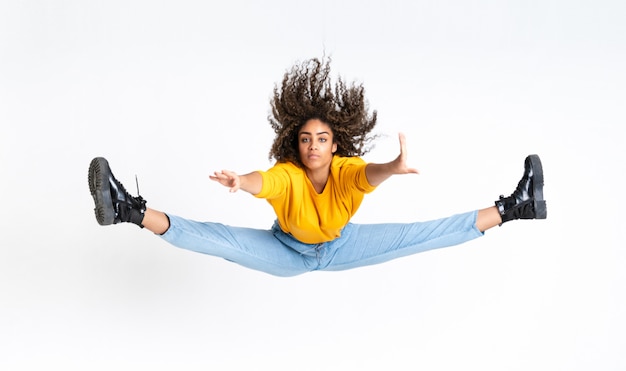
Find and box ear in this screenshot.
[332,142,338,153]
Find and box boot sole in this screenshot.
[527,154,547,219]
[88,157,115,225]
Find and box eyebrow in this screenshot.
[299,131,331,136]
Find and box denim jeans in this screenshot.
[160,211,483,277]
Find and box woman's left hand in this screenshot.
[365,133,419,187]
[393,132,419,175]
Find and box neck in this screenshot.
[305,168,330,194]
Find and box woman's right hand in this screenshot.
[210,170,263,195]
[210,170,241,193]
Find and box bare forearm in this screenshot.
[239,171,263,195]
[210,170,263,194]
[365,133,419,186]
[365,162,396,187]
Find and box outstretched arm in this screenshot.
[210,170,263,195]
[365,133,419,187]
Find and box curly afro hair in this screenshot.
[268,57,378,167]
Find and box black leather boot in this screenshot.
[88,157,146,227]
[496,154,547,224]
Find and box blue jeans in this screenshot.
[160,211,483,277]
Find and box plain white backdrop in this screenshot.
[1,0,625,370]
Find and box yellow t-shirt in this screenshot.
[255,156,376,244]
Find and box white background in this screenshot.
[1,0,625,370]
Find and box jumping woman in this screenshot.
[88,57,547,277]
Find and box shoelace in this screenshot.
[135,174,141,197]
[134,175,146,209]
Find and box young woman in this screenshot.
[88,58,547,277]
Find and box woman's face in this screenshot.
[298,119,337,172]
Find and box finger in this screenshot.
[398,132,408,157]
[221,170,240,192]
[398,133,419,174]
[209,172,222,181]
[210,174,225,184]
[221,170,237,179]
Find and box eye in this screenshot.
[319,138,327,143]
[300,137,310,143]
